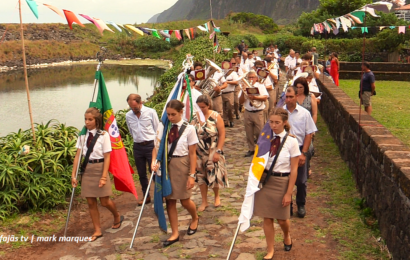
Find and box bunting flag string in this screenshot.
[310,1,400,35]
[349,25,408,34]
[23,0,220,41]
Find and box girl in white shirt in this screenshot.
[71,107,123,242]
[152,100,199,247]
[253,108,300,259]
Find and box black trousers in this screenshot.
[295,146,309,206]
[133,142,154,198]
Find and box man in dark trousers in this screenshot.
[284,86,317,218]
[126,94,159,205]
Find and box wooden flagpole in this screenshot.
[18,0,36,142]
[210,0,216,61]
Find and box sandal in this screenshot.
[112,215,124,229]
[90,234,103,242]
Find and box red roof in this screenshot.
[395,4,410,10]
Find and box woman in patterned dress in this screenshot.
[192,95,229,212]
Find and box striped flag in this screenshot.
[154,72,194,232]
[238,122,272,231]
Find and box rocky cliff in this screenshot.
[149,0,320,24]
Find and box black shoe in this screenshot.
[230,121,234,127]
[297,205,306,218]
[163,236,179,247]
[187,218,199,235]
[284,240,293,251]
[244,151,254,157]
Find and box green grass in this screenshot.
[314,115,391,259]
[339,80,410,148]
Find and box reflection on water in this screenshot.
[0,64,164,136]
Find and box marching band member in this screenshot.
[254,108,300,260]
[284,50,297,73]
[222,58,239,127]
[239,70,269,157]
[126,94,159,206]
[265,57,280,107]
[71,107,123,242]
[192,95,228,212]
[234,56,244,119]
[211,69,227,117]
[152,100,199,247]
[254,60,273,123]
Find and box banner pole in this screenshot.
[18,0,36,142]
[130,163,157,249]
[64,145,84,237]
[226,223,241,259]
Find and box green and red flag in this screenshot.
[80,71,138,199]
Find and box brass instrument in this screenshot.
[197,59,222,98]
[239,73,263,108]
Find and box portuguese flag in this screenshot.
[79,71,138,200]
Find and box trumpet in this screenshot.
[239,73,263,108]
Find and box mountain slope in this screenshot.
[149,0,320,24]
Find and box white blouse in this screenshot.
[265,130,301,173]
[75,129,112,160]
[154,119,198,156]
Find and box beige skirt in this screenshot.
[253,176,290,220]
[81,162,112,198]
[166,156,192,200]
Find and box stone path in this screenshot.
[24,73,341,259]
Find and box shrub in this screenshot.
[230,34,260,48]
[231,12,279,34]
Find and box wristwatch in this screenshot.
[302,151,308,156]
[216,149,223,154]
[189,173,196,178]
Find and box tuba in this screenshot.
[238,73,264,108]
[197,59,222,98]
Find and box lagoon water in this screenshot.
[0,64,164,136]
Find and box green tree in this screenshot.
[318,0,372,16]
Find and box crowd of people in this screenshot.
[70,41,375,259]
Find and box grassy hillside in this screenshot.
[0,19,264,66]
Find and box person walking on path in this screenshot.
[284,87,317,218]
[330,52,340,86]
[126,94,159,206]
[71,107,123,242]
[360,62,376,116]
[192,95,228,212]
[151,100,199,247]
[253,108,300,260]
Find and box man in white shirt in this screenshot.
[222,58,239,127]
[254,60,273,123]
[283,86,317,218]
[126,94,159,205]
[263,57,279,111]
[252,50,262,61]
[245,52,255,70]
[239,70,269,157]
[284,50,297,72]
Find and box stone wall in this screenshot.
[316,76,410,259]
[339,62,410,81]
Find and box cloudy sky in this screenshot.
[1,0,178,24]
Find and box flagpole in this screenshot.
[130,164,157,249]
[210,0,216,61]
[226,223,241,259]
[64,143,84,237]
[19,0,36,142]
[92,47,107,101]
